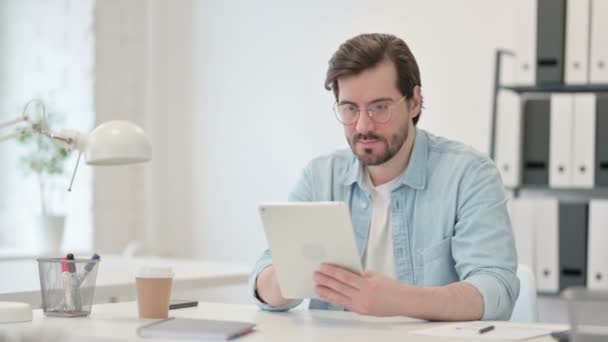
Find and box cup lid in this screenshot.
[136,266,174,278]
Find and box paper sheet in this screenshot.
[411,322,559,340]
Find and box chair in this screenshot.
[510,263,539,322]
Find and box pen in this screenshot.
[78,253,101,286]
[478,325,495,334]
[67,254,83,313]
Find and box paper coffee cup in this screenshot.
[135,267,174,319]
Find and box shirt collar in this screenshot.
[343,127,428,190]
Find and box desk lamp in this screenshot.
[0,99,152,322]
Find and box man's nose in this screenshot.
[355,109,375,133]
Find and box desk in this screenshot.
[0,301,568,341]
[0,256,250,306]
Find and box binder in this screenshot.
[596,95,608,186]
[522,98,550,185]
[549,94,574,188]
[535,199,559,293]
[514,0,537,85]
[572,94,596,188]
[536,0,567,85]
[509,198,536,269]
[590,0,608,84]
[565,0,591,84]
[587,200,608,290]
[558,203,588,290]
[495,91,523,188]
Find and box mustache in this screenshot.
[353,132,384,142]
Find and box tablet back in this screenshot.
[258,202,363,299]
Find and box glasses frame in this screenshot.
[333,95,407,125]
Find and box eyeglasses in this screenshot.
[333,95,407,125]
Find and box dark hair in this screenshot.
[325,33,423,125]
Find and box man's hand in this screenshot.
[256,265,291,308]
[314,263,484,320]
[313,263,406,316]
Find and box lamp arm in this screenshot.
[48,129,88,192]
[47,129,88,152]
[0,115,29,130]
[0,115,31,142]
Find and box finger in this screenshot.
[319,263,364,289]
[315,285,351,308]
[313,271,358,298]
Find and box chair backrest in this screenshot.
[511,263,539,322]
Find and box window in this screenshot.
[0,0,95,254]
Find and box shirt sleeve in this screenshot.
[249,249,303,311]
[453,158,520,320]
[249,162,314,311]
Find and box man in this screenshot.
[250,33,519,321]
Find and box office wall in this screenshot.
[94,0,198,256]
[93,0,522,263]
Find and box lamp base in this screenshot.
[0,301,33,323]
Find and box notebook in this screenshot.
[137,317,256,340]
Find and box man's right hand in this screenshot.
[255,265,290,308]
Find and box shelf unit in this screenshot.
[490,47,608,294]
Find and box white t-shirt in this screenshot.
[362,171,398,279]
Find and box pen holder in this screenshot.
[37,257,100,317]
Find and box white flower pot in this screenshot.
[34,215,65,255]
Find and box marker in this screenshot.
[67,254,83,313]
[61,257,74,313]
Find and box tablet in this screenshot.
[258,202,363,299]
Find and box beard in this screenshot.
[347,120,410,166]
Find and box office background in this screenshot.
[2,0,604,323]
[0,0,525,260]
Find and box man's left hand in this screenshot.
[313,263,407,316]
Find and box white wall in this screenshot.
[93,0,198,256]
[186,0,521,263]
[92,0,523,264]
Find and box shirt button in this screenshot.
[361,202,368,209]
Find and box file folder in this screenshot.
[514,0,537,85]
[536,0,566,85]
[535,199,559,293]
[572,94,596,188]
[495,91,523,188]
[587,200,608,290]
[550,94,574,188]
[522,98,550,185]
[596,95,608,186]
[558,203,588,290]
[565,0,591,85]
[590,0,608,84]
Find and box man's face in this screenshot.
[337,60,418,166]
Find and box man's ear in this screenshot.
[409,86,422,118]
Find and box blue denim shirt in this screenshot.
[250,128,520,320]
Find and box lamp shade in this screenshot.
[85,120,151,166]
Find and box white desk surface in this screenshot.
[0,255,250,306]
[1,301,568,342]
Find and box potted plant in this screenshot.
[16,112,71,254]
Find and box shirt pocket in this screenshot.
[420,236,458,286]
